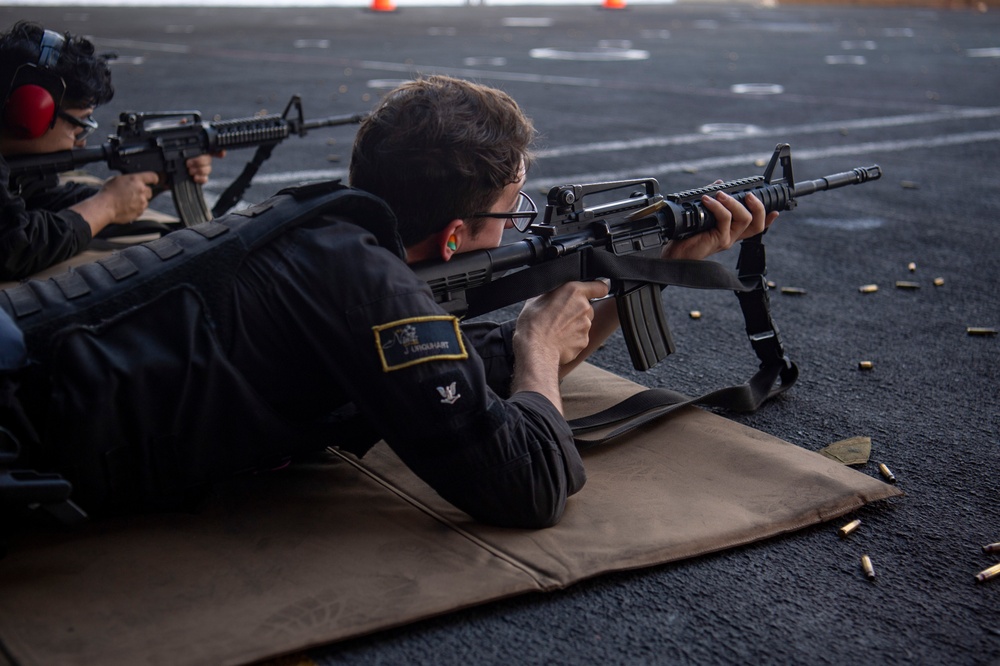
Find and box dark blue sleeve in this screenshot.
[341,275,586,528]
[461,319,517,398]
[0,157,93,280]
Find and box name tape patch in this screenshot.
[374,315,468,372]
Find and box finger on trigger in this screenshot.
[589,278,612,301]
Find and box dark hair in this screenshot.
[349,75,535,248]
[0,20,114,109]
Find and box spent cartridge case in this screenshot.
[780,287,807,295]
[878,463,896,483]
[975,562,1000,583]
[895,281,920,290]
[859,284,879,294]
[838,519,862,538]
[982,542,1000,554]
[933,277,945,286]
[967,327,998,337]
[689,310,702,320]
[861,554,876,581]
[858,361,874,370]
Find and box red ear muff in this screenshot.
[1,30,66,140]
[3,83,58,139]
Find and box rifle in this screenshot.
[5,94,366,227]
[414,143,882,378]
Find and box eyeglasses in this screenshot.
[469,190,538,232]
[57,109,99,140]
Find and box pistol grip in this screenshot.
[616,282,675,371]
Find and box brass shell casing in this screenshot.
[838,519,862,538]
[861,554,876,581]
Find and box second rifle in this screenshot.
[6,94,366,226]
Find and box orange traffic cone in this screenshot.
[602,0,626,8]
[369,0,397,12]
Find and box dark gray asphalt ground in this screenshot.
[2,2,999,664]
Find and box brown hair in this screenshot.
[349,75,535,248]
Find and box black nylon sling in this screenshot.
[458,232,797,449]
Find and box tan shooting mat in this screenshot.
[0,362,901,665]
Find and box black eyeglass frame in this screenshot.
[56,109,98,139]
[468,190,538,232]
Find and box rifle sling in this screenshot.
[463,235,797,448]
[464,251,750,320]
[568,360,798,450]
[212,143,279,219]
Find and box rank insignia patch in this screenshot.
[373,316,468,372]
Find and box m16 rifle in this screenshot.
[415,143,881,394]
[6,94,366,226]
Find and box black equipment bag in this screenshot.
[0,181,399,515]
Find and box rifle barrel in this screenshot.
[299,113,368,132]
[792,165,882,197]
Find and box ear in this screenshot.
[402,218,465,265]
[438,219,465,261]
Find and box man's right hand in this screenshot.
[69,171,161,235]
[510,280,610,413]
[98,172,160,224]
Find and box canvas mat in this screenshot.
[0,362,901,666]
